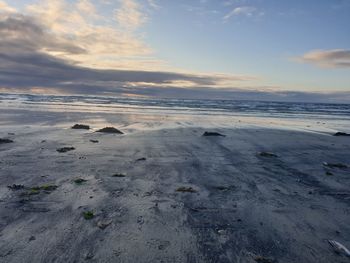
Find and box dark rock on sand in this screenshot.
[333,132,350,137]
[202,131,225,137]
[7,184,24,190]
[136,157,147,161]
[90,139,99,143]
[96,127,123,134]
[56,147,75,153]
[0,138,14,144]
[71,124,90,130]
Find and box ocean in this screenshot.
[1,93,350,132]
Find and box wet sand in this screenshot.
[0,124,350,263]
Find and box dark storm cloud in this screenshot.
[0,51,224,87]
[0,13,240,91]
[0,14,86,54]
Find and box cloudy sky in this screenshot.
[0,0,349,102]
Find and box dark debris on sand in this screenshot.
[202,131,225,137]
[90,139,99,143]
[0,138,14,144]
[333,132,350,137]
[32,185,58,191]
[96,127,123,134]
[83,211,94,220]
[74,178,88,184]
[325,171,334,176]
[112,173,126,178]
[213,185,235,191]
[136,157,147,161]
[176,187,197,193]
[7,184,24,190]
[254,256,278,263]
[258,152,278,158]
[57,147,75,153]
[71,124,90,130]
[20,184,58,196]
[323,162,348,169]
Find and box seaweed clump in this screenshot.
[112,173,126,178]
[71,124,90,130]
[74,178,88,185]
[258,152,278,158]
[7,184,24,190]
[202,132,225,137]
[21,184,58,196]
[0,138,14,144]
[57,147,75,153]
[333,132,350,137]
[96,127,123,134]
[323,162,348,169]
[176,187,197,193]
[83,211,94,220]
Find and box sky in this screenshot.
[0,0,350,102]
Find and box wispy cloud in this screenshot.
[76,0,98,17]
[0,1,16,13]
[296,49,350,68]
[223,6,258,20]
[147,0,160,10]
[115,0,147,30]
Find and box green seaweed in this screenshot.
[74,178,88,185]
[25,184,58,195]
[29,188,40,195]
[40,185,58,191]
[83,211,94,220]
